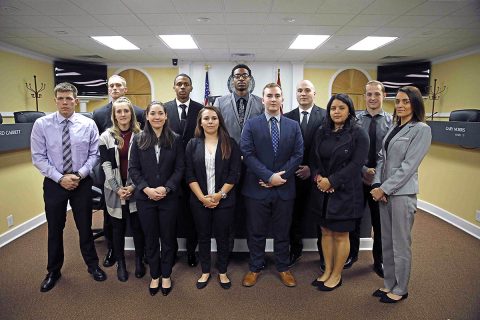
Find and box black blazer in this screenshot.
[185,137,241,209]
[310,124,369,220]
[129,134,185,202]
[93,102,145,134]
[164,99,203,149]
[284,104,326,166]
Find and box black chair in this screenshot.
[78,112,93,119]
[0,113,3,124]
[13,111,46,123]
[90,163,105,240]
[449,109,480,122]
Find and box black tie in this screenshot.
[237,98,246,128]
[300,111,308,135]
[367,116,377,168]
[179,104,187,132]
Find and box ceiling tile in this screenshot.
[173,0,225,13]
[317,0,374,14]
[387,15,441,28]
[110,26,153,36]
[1,27,48,37]
[272,0,325,14]
[347,14,398,27]
[121,0,177,14]
[181,13,225,25]
[74,26,118,36]
[137,13,185,26]
[0,0,42,15]
[335,26,379,36]
[53,15,104,27]
[405,1,468,16]
[224,0,272,13]
[20,0,86,15]
[363,0,425,15]
[11,15,66,27]
[426,16,478,29]
[74,0,131,15]
[223,13,269,25]
[94,14,145,27]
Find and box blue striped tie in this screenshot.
[270,117,279,156]
[62,120,73,173]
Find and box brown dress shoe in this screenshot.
[242,271,259,287]
[279,271,296,287]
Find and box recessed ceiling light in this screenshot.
[1,6,19,14]
[91,36,139,50]
[289,35,330,50]
[347,36,397,51]
[196,17,211,22]
[159,35,198,49]
[55,30,69,35]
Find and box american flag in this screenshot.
[204,70,210,106]
[277,68,283,114]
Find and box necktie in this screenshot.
[300,111,308,135]
[270,117,279,156]
[367,116,377,168]
[179,104,187,132]
[62,120,73,173]
[238,98,245,128]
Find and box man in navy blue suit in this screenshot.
[240,83,303,287]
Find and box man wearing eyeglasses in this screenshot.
[214,64,264,143]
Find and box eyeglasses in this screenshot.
[233,73,250,80]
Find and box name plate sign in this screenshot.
[0,123,34,152]
[427,121,480,149]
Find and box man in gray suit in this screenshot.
[284,80,326,266]
[214,64,264,143]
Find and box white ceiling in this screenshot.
[0,0,479,64]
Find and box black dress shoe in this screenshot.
[380,293,408,303]
[372,289,389,297]
[196,275,211,289]
[161,283,173,296]
[311,279,324,287]
[343,256,358,269]
[40,271,61,292]
[218,276,232,290]
[135,256,146,278]
[103,248,116,268]
[187,253,198,267]
[318,278,342,291]
[88,266,107,281]
[149,285,159,296]
[373,263,384,278]
[288,252,302,267]
[117,259,128,282]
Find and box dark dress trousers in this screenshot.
[284,105,326,254]
[185,137,241,273]
[240,114,304,272]
[165,99,203,255]
[128,134,185,279]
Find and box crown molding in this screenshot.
[0,41,53,63]
[432,45,480,65]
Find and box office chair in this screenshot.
[13,111,46,123]
[449,109,480,122]
[0,113,3,124]
[208,95,222,106]
[90,163,105,240]
[78,112,93,119]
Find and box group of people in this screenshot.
[31,63,431,303]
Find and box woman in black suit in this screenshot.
[129,101,184,296]
[310,94,369,291]
[185,106,241,289]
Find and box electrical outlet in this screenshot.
[476,210,480,223]
[7,214,14,227]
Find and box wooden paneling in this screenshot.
[332,69,368,110]
[119,69,151,108]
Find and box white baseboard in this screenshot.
[0,212,46,248]
[418,200,480,240]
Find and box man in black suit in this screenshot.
[164,73,203,267]
[284,80,326,267]
[92,74,145,268]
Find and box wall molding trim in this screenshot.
[418,200,480,240]
[0,212,46,248]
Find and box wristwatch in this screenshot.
[165,187,171,194]
[220,190,227,199]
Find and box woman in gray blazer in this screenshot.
[371,86,432,303]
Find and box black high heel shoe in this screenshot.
[380,292,408,303]
[149,279,160,296]
[161,279,173,296]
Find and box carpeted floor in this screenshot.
[0,210,479,320]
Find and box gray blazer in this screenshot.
[214,92,264,143]
[373,121,431,196]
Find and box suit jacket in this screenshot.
[373,121,431,196]
[310,124,369,220]
[164,99,203,149]
[240,114,304,201]
[185,137,241,209]
[128,134,185,202]
[284,105,326,166]
[93,102,145,134]
[214,93,264,143]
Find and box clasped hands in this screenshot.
[60,174,80,191]
[258,171,286,188]
[199,192,222,209]
[315,175,334,193]
[370,187,387,203]
[117,186,134,200]
[144,186,168,201]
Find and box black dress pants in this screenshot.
[43,177,99,273]
[245,195,294,273]
[137,197,177,279]
[111,205,145,261]
[289,178,310,254]
[177,182,198,254]
[192,204,234,274]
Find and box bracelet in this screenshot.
[219,190,227,199]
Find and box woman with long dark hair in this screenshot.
[129,101,184,296]
[310,93,369,291]
[371,86,431,303]
[99,97,145,282]
[185,106,241,289]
